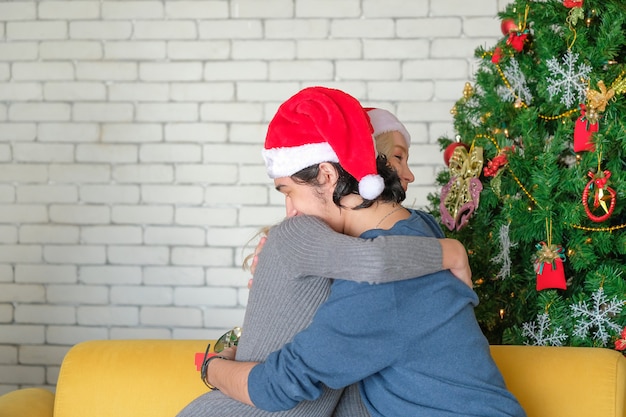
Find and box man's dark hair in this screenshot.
[290,154,405,209]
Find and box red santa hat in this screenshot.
[365,107,411,147]
[263,86,384,200]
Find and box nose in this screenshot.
[285,198,297,217]
[405,167,415,185]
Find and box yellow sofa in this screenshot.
[1,340,625,417]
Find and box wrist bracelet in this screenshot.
[201,355,229,391]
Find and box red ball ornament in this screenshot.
[500,18,518,35]
[443,142,469,166]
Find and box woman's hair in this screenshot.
[290,155,405,210]
[374,131,395,159]
[242,225,271,271]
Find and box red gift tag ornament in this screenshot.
[574,104,598,152]
[534,242,567,291]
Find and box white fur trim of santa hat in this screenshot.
[262,142,338,179]
[366,108,411,147]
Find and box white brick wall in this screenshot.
[0,0,512,392]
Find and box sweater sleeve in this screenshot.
[248,279,401,411]
[269,215,443,284]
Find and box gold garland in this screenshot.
[537,109,578,120]
[568,223,626,232]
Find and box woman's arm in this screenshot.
[269,215,471,286]
[205,351,256,407]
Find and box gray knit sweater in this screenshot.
[176,215,443,417]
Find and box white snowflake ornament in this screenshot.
[546,50,592,107]
[571,287,625,346]
[497,59,533,105]
[522,312,567,346]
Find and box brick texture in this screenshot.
[0,0,511,394]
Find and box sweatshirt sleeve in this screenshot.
[269,215,443,284]
[248,279,401,411]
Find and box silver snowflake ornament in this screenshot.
[546,50,592,107]
[522,312,567,346]
[497,59,533,105]
[571,287,625,346]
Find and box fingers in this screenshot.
[250,236,267,276]
[219,346,237,360]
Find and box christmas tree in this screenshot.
[428,0,626,352]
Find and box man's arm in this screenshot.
[205,353,256,407]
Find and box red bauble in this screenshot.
[500,18,518,35]
[443,142,469,166]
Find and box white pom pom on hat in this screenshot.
[365,107,411,147]
[262,86,384,200]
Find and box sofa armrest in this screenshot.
[0,387,54,417]
[54,340,212,417]
[490,345,626,417]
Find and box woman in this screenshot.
[196,87,525,417]
[366,107,415,191]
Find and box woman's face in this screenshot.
[385,131,414,191]
[273,173,343,232]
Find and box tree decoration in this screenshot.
[507,30,529,53]
[492,47,504,64]
[440,143,484,231]
[616,326,626,351]
[443,140,469,167]
[533,219,567,293]
[502,5,530,53]
[546,50,592,107]
[582,168,617,222]
[484,146,514,177]
[500,18,519,36]
[563,0,583,9]
[565,4,585,27]
[522,312,568,346]
[534,241,567,291]
[571,287,624,346]
[497,59,533,104]
[490,223,517,279]
[573,104,598,152]
[574,76,624,152]
[586,80,615,119]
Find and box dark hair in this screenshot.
[290,154,405,209]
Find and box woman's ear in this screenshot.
[317,162,339,188]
